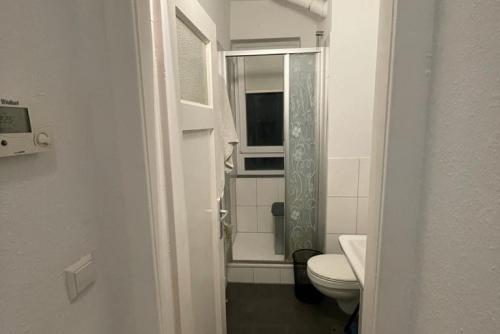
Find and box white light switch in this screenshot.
[65,253,96,301]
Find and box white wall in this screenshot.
[328,0,380,158]
[324,0,380,251]
[230,0,324,47]
[198,0,231,49]
[412,1,500,332]
[0,1,159,334]
[244,55,284,92]
[235,177,285,233]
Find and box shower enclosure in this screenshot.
[224,48,326,263]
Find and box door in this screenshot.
[170,1,225,333]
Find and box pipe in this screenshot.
[284,0,328,18]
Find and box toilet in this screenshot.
[307,254,360,314]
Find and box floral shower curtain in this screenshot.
[285,53,319,259]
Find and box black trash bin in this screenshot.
[292,249,323,303]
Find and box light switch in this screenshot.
[65,253,96,301]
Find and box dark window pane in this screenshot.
[246,92,283,146]
[244,157,284,171]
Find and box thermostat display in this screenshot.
[0,100,52,158]
[0,107,32,133]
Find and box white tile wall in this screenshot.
[236,178,257,206]
[356,197,369,234]
[358,158,370,197]
[257,206,273,232]
[227,264,294,284]
[236,206,257,232]
[254,268,281,283]
[325,234,343,254]
[280,268,294,284]
[230,177,238,241]
[227,267,254,283]
[277,178,285,201]
[324,157,370,253]
[326,197,357,234]
[235,176,284,235]
[257,178,280,206]
[327,158,359,197]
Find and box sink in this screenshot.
[339,235,367,288]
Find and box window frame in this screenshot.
[236,58,285,154]
[236,152,285,176]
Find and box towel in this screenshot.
[214,75,239,197]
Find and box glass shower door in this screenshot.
[285,53,320,259]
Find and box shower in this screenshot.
[223,48,327,266]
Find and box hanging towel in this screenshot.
[219,75,239,169]
[214,75,239,197]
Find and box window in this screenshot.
[245,92,283,147]
[233,55,285,175]
[175,17,209,105]
[244,157,284,171]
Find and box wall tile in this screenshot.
[280,268,294,284]
[254,268,281,284]
[257,206,273,232]
[257,178,279,206]
[325,233,343,254]
[358,158,370,197]
[236,178,257,206]
[227,267,254,283]
[326,197,357,234]
[230,177,238,240]
[236,206,257,232]
[356,197,369,234]
[327,158,359,197]
[277,178,285,202]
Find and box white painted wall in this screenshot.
[230,0,324,47]
[244,55,284,92]
[324,0,380,250]
[198,0,231,49]
[327,0,380,158]
[412,1,500,332]
[0,1,160,334]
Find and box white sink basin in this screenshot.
[339,235,367,288]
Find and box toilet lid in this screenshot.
[307,254,358,283]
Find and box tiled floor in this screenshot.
[226,283,350,334]
[233,233,284,262]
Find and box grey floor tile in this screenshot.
[226,283,350,334]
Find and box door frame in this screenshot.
[131,0,437,333]
[134,0,226,333]
[174,0,225,332]
[361,0,436,333]
[133,0,195,333]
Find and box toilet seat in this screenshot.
[307,254,359,290]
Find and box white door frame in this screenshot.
[134,0,227,333]
[132,0,437,333]
[133,0,195,333]
[173,0,225,333]
[361,0,436,333]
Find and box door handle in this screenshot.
[219,209,229,222]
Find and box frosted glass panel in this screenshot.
[285,54,319,258]
[176,17,209,105]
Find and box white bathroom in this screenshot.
[1,0,499,334]
[217,1,378,332]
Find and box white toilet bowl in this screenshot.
[307,254,360,314]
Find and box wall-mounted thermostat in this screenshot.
[0,98,52,158]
